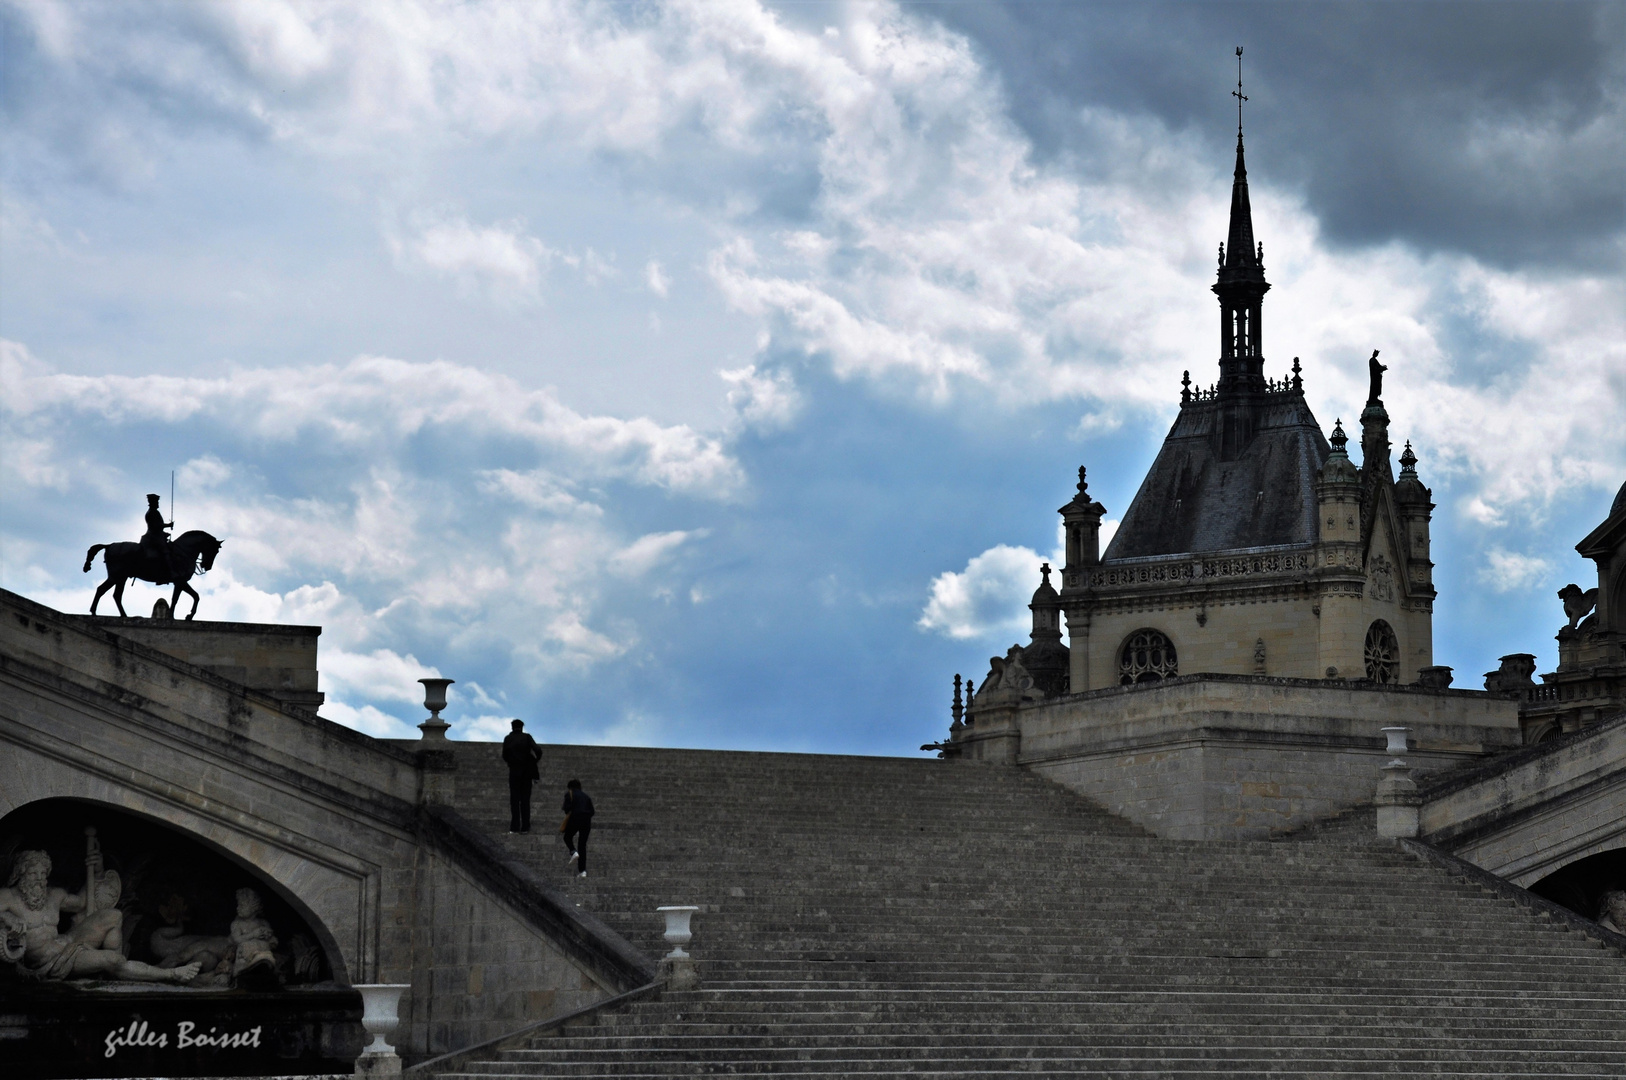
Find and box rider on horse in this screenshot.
[140,494,180,582]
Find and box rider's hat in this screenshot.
[146,493,160,500]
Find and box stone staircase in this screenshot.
[431,744,1626,1077]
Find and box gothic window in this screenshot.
[1364,620,1400,684]
[1120,629,1178,685]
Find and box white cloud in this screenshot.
[608,530,700,579]
[2,343,742,497]
[645,259,670,298]
[721,363,801,430]
[919,544,1048,642]
[1479,548,1555,594]
[389,212,554,301]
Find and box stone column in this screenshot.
[1065,607,1091,693]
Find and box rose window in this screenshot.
[1364,620,1400,684]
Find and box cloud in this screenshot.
[721,363,801,430]
[389,212,555,301]
[1479,548,1555,594]
[2,342,742,497]
[919,544,1048,642]
[644,259,670,298]
[608,530,700,579]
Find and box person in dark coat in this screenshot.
[501,719,542,833]
[562,779,594,877]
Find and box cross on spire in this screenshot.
[1232,46,1247,135]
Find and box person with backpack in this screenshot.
[561,779,594,877]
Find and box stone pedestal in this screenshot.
[1376,761,1421,839]
[659,954,698,990]
[356,1050,403,1077]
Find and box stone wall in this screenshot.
[962,674,1519,839]
[0,589,646,1062]
[1420,711,1626,887]
[78,615,325,711]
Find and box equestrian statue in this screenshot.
[83,494,223,620]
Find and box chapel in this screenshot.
[1042,121,1440,694]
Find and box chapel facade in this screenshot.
[1037,124,1441,694]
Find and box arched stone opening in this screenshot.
[1,798,363,1078]
[1,798,346,989]
[1529,847,1626,926]
[1119,629,1178,685]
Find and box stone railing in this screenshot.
[1076,547,1315,591]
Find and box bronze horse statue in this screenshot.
[83,531,224,620]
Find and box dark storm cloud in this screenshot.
[925,1,1625,270]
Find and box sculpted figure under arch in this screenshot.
[0,846,200,984]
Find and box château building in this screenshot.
[949,115,1522,839]
[1050,122,1439,694]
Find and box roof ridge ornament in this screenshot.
[1330,419,1348,453]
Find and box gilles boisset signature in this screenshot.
[104,1018,263,1058]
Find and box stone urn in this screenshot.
[417,678,454,742]
[656,906,699,959]
[1380,726,1409,761]
[355,984,410,1055]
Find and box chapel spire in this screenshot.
[1212,46,1270,398]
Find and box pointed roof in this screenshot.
[1222,133,1259,277]
[1103,394,1331,559]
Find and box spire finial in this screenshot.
[1291,356,1302,391]
[1077,465,1089,497]
[1040,562,1052,586]
[1233,46,1247,137]
[1330,419,1347,452]
[1399,440,1418,476]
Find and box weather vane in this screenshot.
[1233,46,1247,134]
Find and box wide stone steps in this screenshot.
[425,744,1626,1077]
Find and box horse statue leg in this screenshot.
[91,577,115,615]
[111,578,129,618]
[176,581,200,621]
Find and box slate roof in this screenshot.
[1103,393,1331,560]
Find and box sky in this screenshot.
[1,0,1622,754]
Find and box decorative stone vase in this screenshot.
[417,678,454,742]
[656,906,699,959]
[355,984,410,1055]
[1380,726,1409,761]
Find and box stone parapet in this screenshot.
[964,673,1519,840]
[64,613,326,711]
[1417,709,1626,886]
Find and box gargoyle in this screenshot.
[1559,583,1598,631]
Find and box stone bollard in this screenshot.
[354,983,410,1077]
[656,906,700,990]
[1375,726,1421,839]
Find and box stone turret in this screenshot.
[1023,563,1070,697]
[1394,442,1436,600]
[1057,467,1106,691]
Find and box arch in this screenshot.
[1364,619,1400,683]
[1119,629,1178,685]
[0,797,349,986]
[0,746,375,984]
[1529,847,1626,924]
